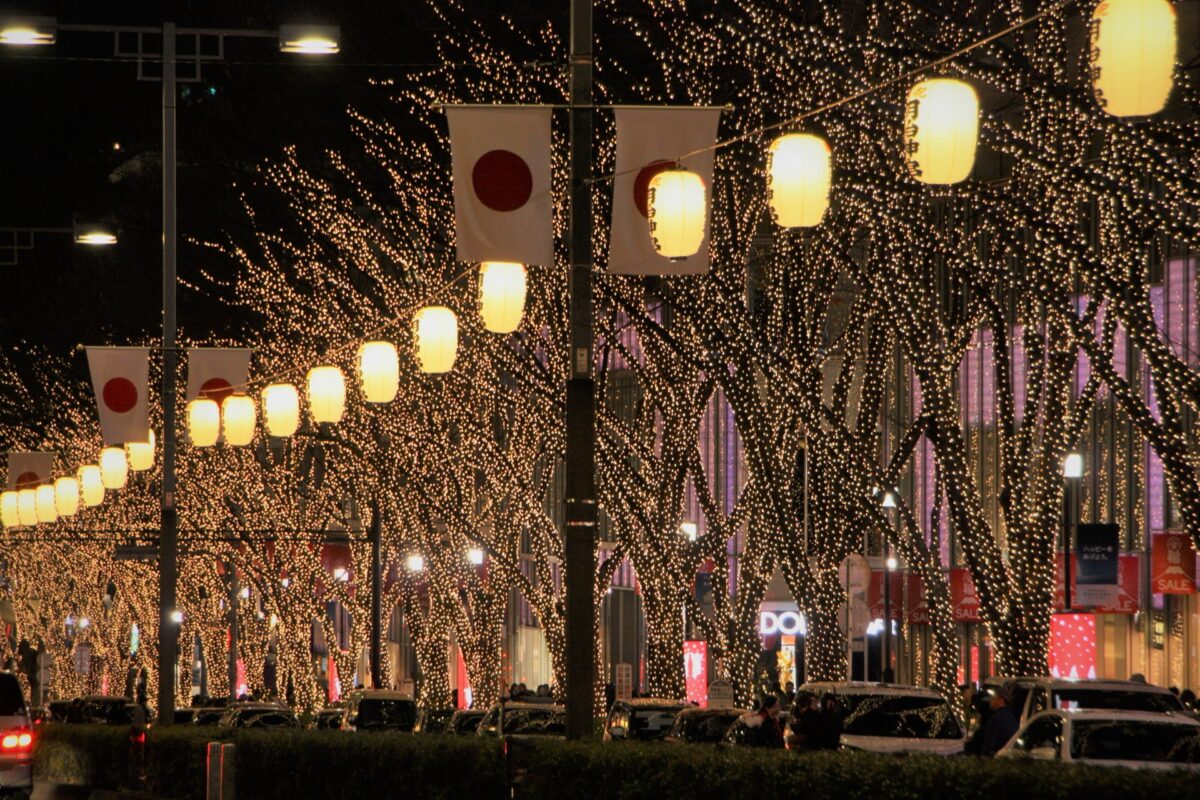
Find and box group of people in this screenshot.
[506,682,554,701]
[737,691,844,750]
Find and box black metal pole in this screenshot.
[369,499,383,689]
[227,560,239,699]
[883,533,891,681]
[564,0,597,740]
[1064,479,1074,611]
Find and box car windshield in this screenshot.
[1071,720,1200,763]
[242,710,298,729]
[502,708,559,734]
[840,694,962,739]
[0,675,25,716]
[86,699,132,724]
[674,711,740,743]
[356,699,417,731]
[629,707,683,740]
[193,710,224,726]
[1053,689,1184,714]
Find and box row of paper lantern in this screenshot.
[645,0,1177,257]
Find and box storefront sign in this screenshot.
[906,574,929,625]
[759,609,806,636]
[683,641,707,706]
[951,568,981,622]
[615,662,633,701]
[1075,523,1120,607]
[1151,532,1196,594]
[1055,553,1140,613]
[867,570,905,621]
[707,677,735,708]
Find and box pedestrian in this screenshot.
[1169,685,1180,697]
[507,683,520,700]
[963,692,993,755]
[810,693,843,751]
[1130,672,1147,684]
[783,681,796,710]
[739,694,784,748]
[1180,689,1195,712]
[979,681,1020,756]
[536,684,551,698]
[786,691,818,751]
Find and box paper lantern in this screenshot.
[100,447,128,490]
[358,341,399,403]
[35,485,57,523]
[479,261,527,334]
[414,306,459,374]
[188,398,220,447]
[1091,0,1176,117]
[126,430,155,472]
[78,465,104,507]
[903,78,978,185]
[767,133,831,227]
[222,394,257,446]
[17,489,37,526]
[647,168,707,258]
[307,366,346,423]
[0,491,18,528]
[262,383,301,437]
[54,476,80,517]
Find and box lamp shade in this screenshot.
[479,262,527,334]
[647,168,706,258]
[188,398,220,447]
[222,394,257,446]
[126,430,155,472]
[307,366,346,423]
[358,341,399,403]
[0,491,18,528]
[17,489,37,526]
[903,78,978,185]
[100,447,128,490]
[767,133,831,227]
[78,465,104,507]
[414,307,459,374]
[1091,0,1175,117]
[35,484,57,523]
[262,383,301,436]
[54,476,80,517]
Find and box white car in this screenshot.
[801,682,965,755]
[998,709,1200,770]
[0,672,32,796]
[981,677,1185,724]
[603,698,686,742]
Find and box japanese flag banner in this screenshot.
[187,348,252,403]
[608,107,722,276]
[86,347,150,445]
[446,106,554,267]
[6,451,56,489]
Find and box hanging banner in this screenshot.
[1151,531,1196,594]
[950,568,981,622]
[1075,523,1120,607]
[906,574,930,625]
[5,451,56,489]
[683,641,707,707]
[867,570,904,621]
[85,347,151,445]
[1056,553,1140,614]
[186,348,252,402]
[608,107,722,276]
[445,106,554,267]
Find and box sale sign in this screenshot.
[906,574,930,625]
[1056,553,1140,613]
[951,568,981,622]
[1152,532,1196,594]
[683,641,707,707]
[868,570,905,621]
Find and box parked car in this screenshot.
[218,702,300,730]
[998,709,1200,770]
[982,677,1185,724]
[173,708,198,725]
[344,690,418,733]
[800,682,964,755]
[0,672,33,796]
[604,699,687,742]
[664,707,746,744]
[413,707,455,734]
[78,696,140,725]
[311,707,346,730]
[446,709,486,735]
[477,701,566,737]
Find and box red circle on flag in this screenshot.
[472,150,533,212]
[200,377,234,404]
[634,160,674,218]
[103,377,138,414]
[15,471,39,489]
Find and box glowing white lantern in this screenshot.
[78,465,105,507]
[307,366,346,423]
[767,133,831,227]
[414,306,459,374]
[406,553,425,572]
[100,447,128,490]
[126,430,155,472]
[17,489,37,526]
[358,341,399,403]
[54,477,80,517]
[1091,0,1176,117]
[221,394,257,446]
[903,78,978,185]
[188,398,220,447]
[35,485,57,523]
[262,383,301,437]
[0,491,18,528]
[647,168,707,258]
[479,261,527,334]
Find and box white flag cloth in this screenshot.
[86,347,151,445]
[446,106,554,266]
[186,348,252,402]
[6,451,56,489]
[608,107,722,276]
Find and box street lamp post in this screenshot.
[1063,452,1083,611]
[881,491,897,682]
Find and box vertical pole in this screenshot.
[564,0,597,740]
[227,560,239,699]
[369,499,383,689]
[883,532,891,681]
[1064,479,1075,611]
[158,21,180,725]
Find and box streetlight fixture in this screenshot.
[467,548,485,566]
[278,24,340,54]
[72,223,117,246]
[880,489,899,682]
[680,521,698,542]
[1062,452,1083,610]
[406,554,425,572]
[0,16,55,45]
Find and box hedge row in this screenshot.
[34,725,1200,800]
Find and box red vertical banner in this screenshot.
[868,570,904,620]
[1151,532,1196,594]
[951,568,981,622]
[906,574,929,624]
[1055,553,1141,613]
[455,649,471,709]
[683,641,707,707]
[1049,613,1097,680]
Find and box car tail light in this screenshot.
[1,729,32,750]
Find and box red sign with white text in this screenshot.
[951,568,981,622]
[683,641,707,707]
[1055,553,1140,613]
[1152,532,1196,594]
[906,574,930,625]
[868,570,905,621]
